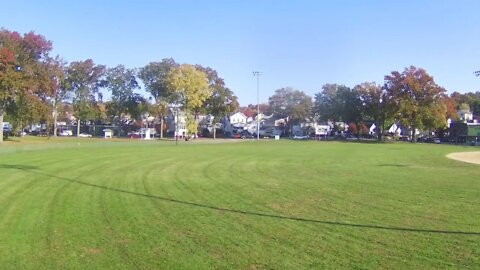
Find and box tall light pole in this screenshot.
[170,105,180,146]
[253,71,262,140]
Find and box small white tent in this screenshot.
[369,123,376,135]
[388,123,401,135]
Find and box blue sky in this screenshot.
[2,0,480,105]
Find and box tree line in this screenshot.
[264,68,479,141]
[263,67,480,141]
[1,28,480,143]
[0,29,239,142]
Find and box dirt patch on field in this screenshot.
[83,247,103,255]
[446,151,480,165]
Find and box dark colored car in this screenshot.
[240,131,255,139]
[231,133,242,139]
[128,132,141,139]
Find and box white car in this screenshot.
[293,135,309,140]
[59,130,73,136]
[78,133,92,138]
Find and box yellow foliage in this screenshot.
[166,64,211,111]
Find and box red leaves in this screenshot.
[22,31,53,58]
[348,122,369,135]
[9,31,21,42]
[0,47,15,64]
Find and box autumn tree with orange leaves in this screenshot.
[384,66,448,141]
[0,29,57,142]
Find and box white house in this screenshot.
[223,112,248,134]
[229,112,248,124]
[459,109,474,123]
[166,110,188,137]
[274,118,288,127]
[315,124,331,136]
[139,128,156,139]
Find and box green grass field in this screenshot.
[0,137,479,269]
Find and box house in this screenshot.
[458,109,474,123]
[198,114,216,131]
[229,112,248,124]
[274,118,288,127]
[139,128,156,139]
[166,110,187,137]
[315,124,331,136]
[223,112,248,134]
[291,125,304,136]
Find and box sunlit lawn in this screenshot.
[0,137,479,269]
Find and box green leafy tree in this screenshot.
[105,65,147,122]
[139,58,178,101]
[422,99,448,132]
[196,65,239,139]
[0,29,56,141]
[354,82,396,140]
[166,64,211,134]
[451,92,480,115]
[337,86,364,138]
[150,100,169,138]
[269,87,312,135]
[384,66,447,141]
[139,58,179,138]
[458,102,470,112]
[48,57,69,137]
[314,84,350,131]
[65,59,106,136]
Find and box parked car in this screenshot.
[59,130,72,136]
[231,133,242,139]
[78,133,92,138]
[433,138,441,144]
[240,131,255,139]
[292,135,309,140]
[128,131,141,139]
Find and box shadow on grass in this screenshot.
[2,138,21,143]
[2,163,479,236]
[336,139,391,144]
[377,164,409,167]
[0,164,39,170]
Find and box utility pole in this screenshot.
[253,71,262,140]
[53,99,58,137]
